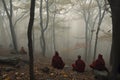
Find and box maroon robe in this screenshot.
[20,47,27,54]
[72,56,85,72]
[52,51,65,69]
[90,54,107,71]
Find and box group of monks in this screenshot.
[52,51,108,73]
[19,47,108,72]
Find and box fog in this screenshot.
[0,0,112,69]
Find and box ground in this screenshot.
[0,48,95,80]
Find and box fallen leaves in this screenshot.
[0,58,95,80]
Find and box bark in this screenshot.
[27,0,36,80]
[108,0,120,80]
[32,28,35,52]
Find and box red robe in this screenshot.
[72,59,85,72]
[90,55,107,71]
[52,54,65,69]
[20,47,27,54]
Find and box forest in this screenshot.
[0,0,120,80]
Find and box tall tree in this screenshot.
[39,0,49,56]
[52,0,57,51]
[76,0,103,61]
[2,0,18,52]
[108,0,120,80]
[76,0,93,61]
[93,0,107,60]
[27,0,36,80]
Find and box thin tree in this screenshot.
[52,0,57,51]
[93,0,107,60]
[39,0,49,56]
[76,0,98,61]
[2,0,18,52]
[27,0,36,79]
[76,0,91,61]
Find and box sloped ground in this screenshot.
[0,61,95,80]
[0,48,95,80]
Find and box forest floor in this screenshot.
[0,48,95,80]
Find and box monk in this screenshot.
[72,55,85,72]
[51,51,65,69]
[20,47,27,54]
[90,54,108,72]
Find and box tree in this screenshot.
[2,0,18,52]
[48,0,73,53]
[108,0,120,80]
[52,0,57,51]
[27,0,36,80]
[93,0,107,60]
[75,0,105,61]
[39,0,49,56]
[77,0,109,61]
[0,10,11,46]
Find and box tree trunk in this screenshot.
[83,10,90,61]
[52,0,57,51]
[88,14,98,59]
[39,0,49,56]
[2,0,18,52]
[40,0,45,56]
[108,0,120,80]
[93,0,106,60]
[27,0,36,80]
[32,28,35,52]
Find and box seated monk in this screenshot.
[90,54,108,72]
[72,55,85,72]
[51,51,65,69]
[20,47,27,54]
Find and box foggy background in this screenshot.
[0,0,112,69]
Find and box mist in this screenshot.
[0,0,112,69]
